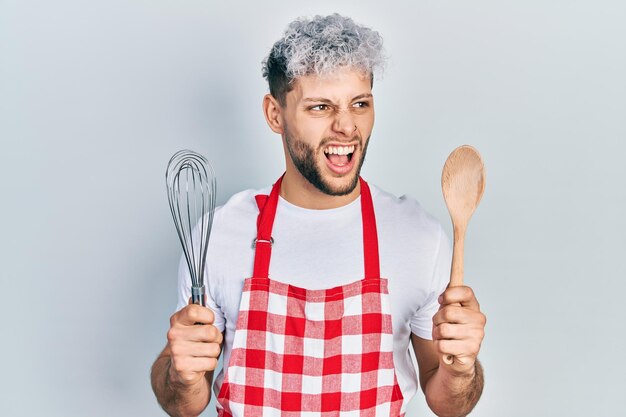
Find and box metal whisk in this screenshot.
[166,150,217,307]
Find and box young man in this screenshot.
[152,14,485,417]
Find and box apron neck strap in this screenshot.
[358,176,381,279]
[253,175,380,279]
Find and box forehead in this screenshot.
[288,68,372,102]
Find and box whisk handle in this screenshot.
[191,286,206,307]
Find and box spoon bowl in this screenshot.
[442,145,486,287]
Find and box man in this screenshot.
[152,13,485,417]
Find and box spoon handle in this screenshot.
[443,224,466,365]
[450,224,466,287]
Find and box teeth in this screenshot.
[324,145,355,155]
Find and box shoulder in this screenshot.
[213,186,271,221]
[209,186,271,243]
[370,183,445,242]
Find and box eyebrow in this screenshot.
[302,93,373,104]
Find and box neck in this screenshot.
[279,169,361,210]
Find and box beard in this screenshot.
[284,129,370,196]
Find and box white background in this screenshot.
[1,1,625,416]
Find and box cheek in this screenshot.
[295,118,332,141]
[357,112,375,130]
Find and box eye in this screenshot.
[352,101,370,108]
[310,104,330,111]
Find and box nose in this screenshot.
[332,109,357,137]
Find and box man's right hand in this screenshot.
[166,302,223,388]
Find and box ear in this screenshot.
[263,94,284,134]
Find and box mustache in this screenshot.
[318,134,362,148]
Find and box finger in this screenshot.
[438,286,480,310]
[169,323,223,344]
[170,341,222,359]
[432,305,470,326]
[433,322,485,343]
[174,304,216,326]
[171,356,219,375]
[433,322,464,340]
[185,324,222,344]
[435,339,480,359]
[433,305,487,328]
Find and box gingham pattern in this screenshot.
[217,177,404,417]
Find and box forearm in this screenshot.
[424,360,484,417]
[151,354,211,417]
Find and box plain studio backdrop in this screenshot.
[1,1,625,416]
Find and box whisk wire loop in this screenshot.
[166,150,217,307]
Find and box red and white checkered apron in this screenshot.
[217,176,404,417]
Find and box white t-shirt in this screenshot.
[176,183,452,408]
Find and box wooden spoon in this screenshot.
[441,145,486,365]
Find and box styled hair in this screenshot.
[262,13,386,105]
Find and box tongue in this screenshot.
[327,154,349,166]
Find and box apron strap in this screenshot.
[359,177,380,278]
[252,176,282,279]
[253,175,380,279]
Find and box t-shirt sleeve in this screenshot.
[175,254,226,333]
[410,225,452,339]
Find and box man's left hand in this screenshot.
[432,285,486,376]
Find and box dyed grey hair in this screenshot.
[262,13,386,105]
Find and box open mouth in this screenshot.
[323,145,355,167]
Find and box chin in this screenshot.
[317,171,361,196]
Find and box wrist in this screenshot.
[435,359,484,402]
[438,359,477,382]
[166,359,205,393]
[425,360,483,417]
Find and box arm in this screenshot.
[411,286,486,417]
[151,304,223,417]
